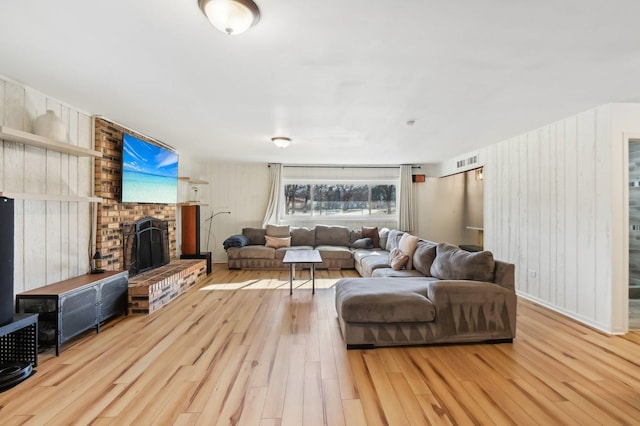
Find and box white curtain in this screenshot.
[262,163,283,227]
[398,164,415,232]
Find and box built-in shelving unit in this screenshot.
[178,176,209,206]
[178,176,209,185]
[0,192,102,203]
[0,126,103,158]
[0,126,103,202]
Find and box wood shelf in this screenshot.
[0,192,102,203]
[0,126,103,158]
[177,202,209,207]
[179,177,209,185]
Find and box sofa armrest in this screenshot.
[494,260,515,292]
[425,280,517,338]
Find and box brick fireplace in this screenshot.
[93,117,177,272]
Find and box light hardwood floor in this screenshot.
[2,266,640,425]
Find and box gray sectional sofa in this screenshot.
[337,229,516,348]
[225,224,358,270]
[224,225,517,348]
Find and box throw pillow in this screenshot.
[388,247,409,271]
[430,243,495,281]
[361,226,379,249]
[351,237,373,249]
[265,235,291,249]
[266,224,290,238]
[412,241,437,276]
[398,233,419,270]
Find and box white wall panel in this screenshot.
[454,104,640,334]
[576,110,597,320]
[0,76,92,295]
[554,121,566,307]
[177,158,270,263]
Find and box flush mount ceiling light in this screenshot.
[271,137,291,148]
[198,0,260,36]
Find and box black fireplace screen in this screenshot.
[123,217,170,277]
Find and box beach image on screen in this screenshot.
[122,134,178,203]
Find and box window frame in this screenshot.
[280,178,398,223]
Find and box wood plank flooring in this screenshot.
[1,266,640,425]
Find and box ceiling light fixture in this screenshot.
[198,0,260,36]
[271,137,291,148]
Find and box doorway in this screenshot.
[629,141,640,328]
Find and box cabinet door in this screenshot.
[98,273,128,322]
[60,286,98,342]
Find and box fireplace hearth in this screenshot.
[123,217,170,277]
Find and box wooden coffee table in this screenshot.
[282,249,323,295]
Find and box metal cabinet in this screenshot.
[15,271,128,355]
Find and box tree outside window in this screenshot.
[284,183,396,218]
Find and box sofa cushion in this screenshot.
[352,249,388,263]
[389,248,409,270]
[242,228,266,245]
[266,224,290,238]
[430,243,495,282]
[378,228,390,250]
[235,245,275,259]
[265,235,291,249]
[316,245,353,260]
[315,225,350,246]
[413,241,437,277]
[398,233,419,270]
[372,268,432,278]
[386,229,405,251]
[335,278,436,323]
[351,238,374,249]
[350,229,363,245]
[362,226,380,249]
[358,254,391,277]
[291,227,315,246]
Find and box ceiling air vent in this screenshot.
[457,155,478,169]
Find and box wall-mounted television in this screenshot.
[121,133,178,203]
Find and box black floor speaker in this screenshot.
[0,197,14,326]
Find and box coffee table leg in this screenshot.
[311,264,315,295]
[289,263,293,295]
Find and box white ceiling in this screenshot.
[2,0,640,165]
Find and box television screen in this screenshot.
[121,133,178,203]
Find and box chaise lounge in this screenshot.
[335,230,517,348]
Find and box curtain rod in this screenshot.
[269,164,422,169]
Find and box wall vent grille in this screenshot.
[457,155,478,169]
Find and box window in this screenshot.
[283,182,397,219]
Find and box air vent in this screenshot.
[457,155,478,169]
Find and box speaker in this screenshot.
[0,197,14,326]
[181,205,201,255]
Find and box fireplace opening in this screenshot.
[123,217,170,277]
